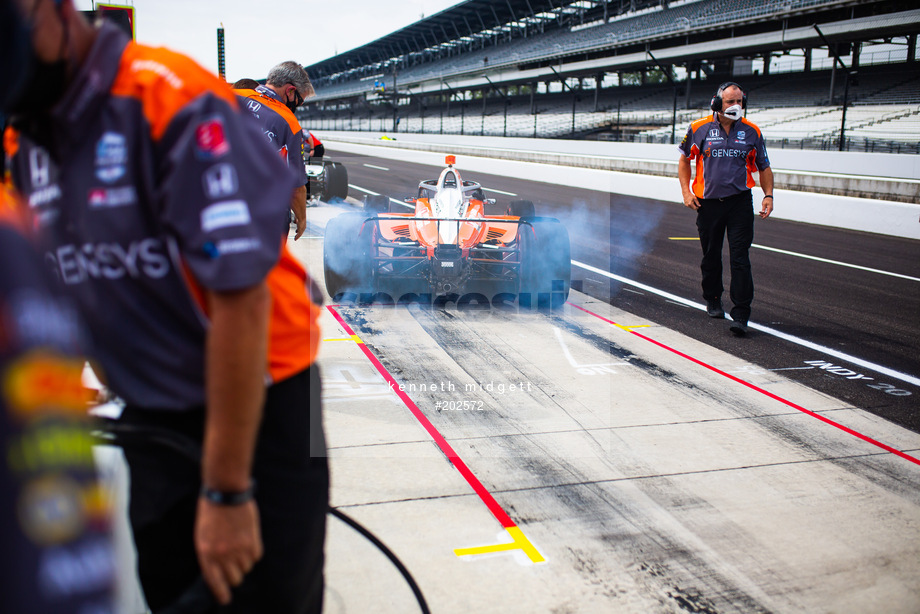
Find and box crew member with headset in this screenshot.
[678,81,774,336]
[3,0,328,611]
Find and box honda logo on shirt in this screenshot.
[29,149,51,188]
[247,100,262,113]
[203,164,239,199]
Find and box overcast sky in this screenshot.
[74,0,466,82]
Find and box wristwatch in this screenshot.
[200,481,256,506]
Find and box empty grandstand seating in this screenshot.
[303,0,920,153]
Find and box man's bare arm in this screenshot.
[678,155,700,210]
[291,184,306,240]
[196,281,270,605]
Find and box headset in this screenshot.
[710,81,747,112]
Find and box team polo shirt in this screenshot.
[678,114,770,199]
[234,85,307,186]
[7,23,321,410]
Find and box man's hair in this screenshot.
[231,78,261,89]
[266,61,315,99]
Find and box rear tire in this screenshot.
[517,217,571,309]
[507,200,535,218]
[323,162,349,201]
[323,212,374,301]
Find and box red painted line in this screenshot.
[326,306,516,528]
[568,302,920,467]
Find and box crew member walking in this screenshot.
[678,81,774,336]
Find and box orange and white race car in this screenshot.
[323,156,570,306]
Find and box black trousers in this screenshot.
[696,190,755,323]
[120,366,328,613]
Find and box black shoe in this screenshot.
[730,320,748,336]
[706,298,724,319]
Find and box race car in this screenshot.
[306,157,348,204]
[323,155,570,306]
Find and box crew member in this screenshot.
[0,183,116,614]
[677,81,774,336]
[3,1,327,611]
[231,77,261,90]
[234,61,314,240]
[306,130,324,161]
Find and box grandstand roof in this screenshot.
[306,0,638,79]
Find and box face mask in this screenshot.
[0,0,32,111]
[4,55,69,117]
[286,88,303,113]
[1,1,70,118]
[721,104,743,121]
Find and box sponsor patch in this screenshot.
[195,117,230,159]
[88,186,137,208]
[246,99,262,113]
[737,130,746,140]
[17,475,85,546]
[203,237,262,258]
[3,351,91,419]
[94,132,127,184]
[38,537,115,597]
[203,164,239,199]
[709,129,721,138]
[201,200,251,232]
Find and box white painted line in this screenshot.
[770,366,816,371]
[571,259,920,388]
[348,184,378,195]
[753,244,920,282]
[553,327,627,373]
[483,187,518,196]
[363,163,390,171]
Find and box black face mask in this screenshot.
[1,1,70,118]
[0,0,32,112]
[4,54,69,117]
[286,88,303,113]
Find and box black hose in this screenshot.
[328,506,431,614]
[93,419,431,614]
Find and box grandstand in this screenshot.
[300,0,920,153]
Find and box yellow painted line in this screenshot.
[611,324,651,332]
[322,335,364,344]
[454,526,545,564]
[668,237,698,241]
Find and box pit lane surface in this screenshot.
[323,148,920,433]
[295,185,920,612]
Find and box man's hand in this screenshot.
[292,203,306,240]
[759,196,773,219]
[683,191,700,211]
[196,499,263,605]
[291,184,307,240]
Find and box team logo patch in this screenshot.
[201,200,251,232]
[709,129,721,138]
[94,132,127,183]
[203,164,239,199]
[246,99,262,113]
[195,118,231,159]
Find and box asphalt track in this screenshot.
[295,152,920,613]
